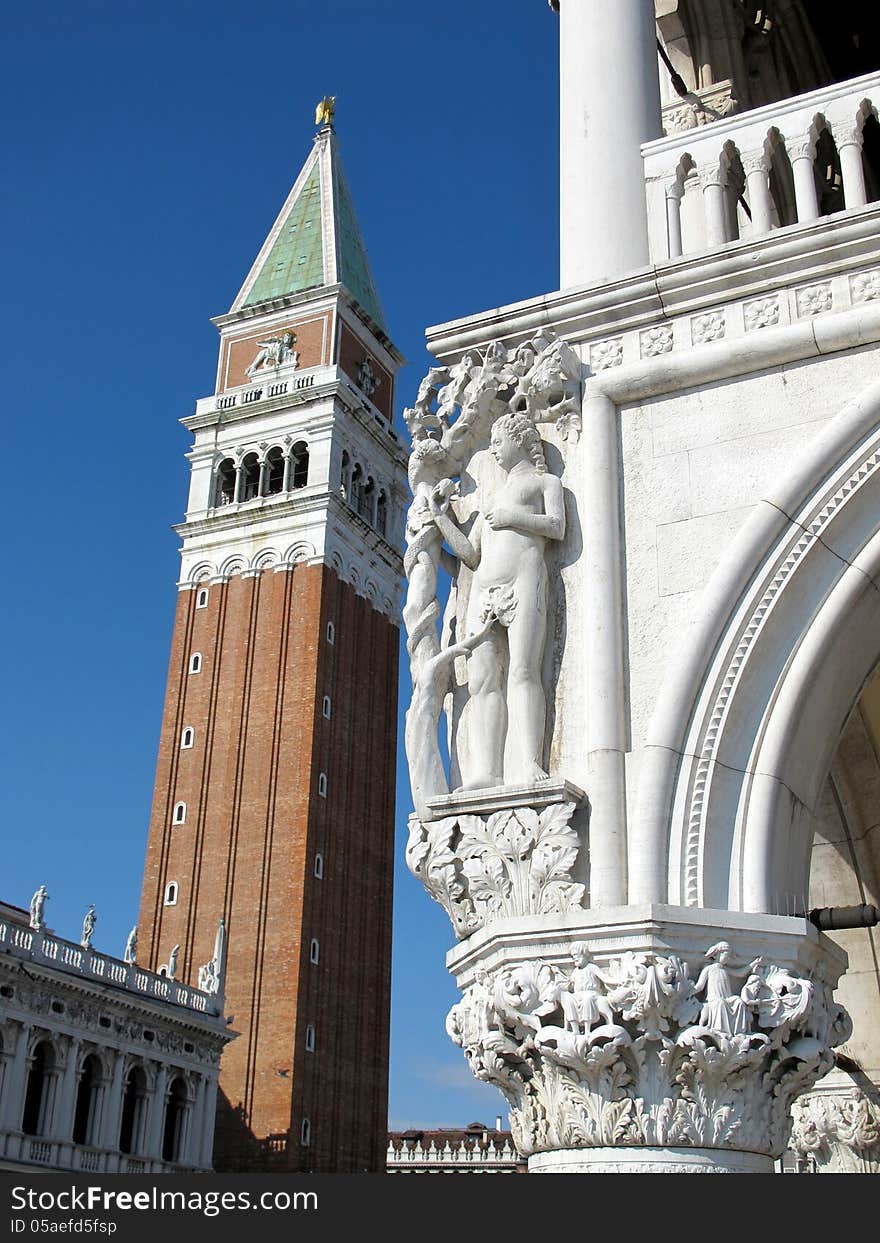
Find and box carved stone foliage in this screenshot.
[406,802,584,939]
[446,944,851,1160]
[790,1087,880,1173]
[692,310,725,344]
[744,295,780,331]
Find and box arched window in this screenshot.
[314,853,323,879]
[214,459,236,507]
[162,1076,189,1164]
[188,653,202,675]
[118,1065,148,1155]
[72,1053,103,1146]
[196,588,209,609]
[301,1117,311,1146]
[181,727,194,750]
[291,441,309,489]
[305,1024,316,1052]
[21,1040,56,1137]
[318,773,327,798]
[309,939,319,965]
[340,450,351,498]
[376,490,388,538]
[241,452,260,502]
[172,803,186,826]
[322,695,331,720]
[164,882,178,906]
[265,446,285,495]
[350,464,365,515]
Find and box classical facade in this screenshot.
[0,900,231,1173]
[404,2,880,1173]
[137,116,406,1172]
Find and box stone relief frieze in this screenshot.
[744,295,780,331]
[796,282,833,317]
[446,942,850,1159]
[692,311,726,344]
[790,1086,880,1173]
[406,802,585,939]
[402,331,582,820]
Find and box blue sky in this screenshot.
[0,1,559,1128]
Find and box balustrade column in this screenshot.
[665,184,683,258]
[99,1052,125,1150]
[146,1064,168,1160]
[832,123,868,209]
[700,169,728,247]
[790,137,820,222]
[53,1036,82,1140]
[743,151,775,235]
[232,465,243,504]
[0,1022,31,1130]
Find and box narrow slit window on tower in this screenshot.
[196,588,209,609]
[305,1024,316,1052]
[301,1118,311,1146]
[189,653,202,674]
[314,853,323,879]
[326,621,335,645]
[172,802,186,825]
[164,882,178,906]
[318,773,327,798]
[322,695,331,720]
[181,727,194,750]
[309,939,319,964]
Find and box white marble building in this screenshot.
[403,2,880,1173]
[0,901,233,1173]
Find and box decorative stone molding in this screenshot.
[850,268,880,304]
[744,296,780,331]
[691,311,725,344]
[407,790,585,940]
[446,935,850,1166]
[795,282,833,317]
[787,136,817,163]
[830,122,863,152]
[639,325,674,358]
[589,337,623,371]
[661,81,737,136]
[790,1084,880,1173]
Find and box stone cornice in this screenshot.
[425,206,880,360]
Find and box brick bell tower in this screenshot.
[137,109,406,1172]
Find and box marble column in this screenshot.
[790,137,820,222]
[147,1064,168,1160]
[0,1022,31,1131]
[53,1036,81,1140]
[99,1052,125,1151]
[743,151,775,235]
[556,0,661,288]
[199,1075,218,1168]
[665,184,684,258]
[790,1073,880,1173]
[701,169,729,247]
[832,123,867,210]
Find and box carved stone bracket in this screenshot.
[406,785,586,939]
[445,921,850,1170]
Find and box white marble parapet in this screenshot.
[643,69,880,264]
[0,919,218,1017]
[424,778,585,821]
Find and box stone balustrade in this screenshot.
[386,1135,522,1174]
[643,70,880,264]
[0,920,217,1017]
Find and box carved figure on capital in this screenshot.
[559,942,617,1035]
[402,333,580,814]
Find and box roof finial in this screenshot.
[315,96,336,129]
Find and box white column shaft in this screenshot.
[665,190,683,258]
[1,1023,31,1130]
[792,154,820,221]
[147,1065,168,1159]
[100,1052,125,1150]
[558,0,661,288]
[702,179,728,247]
[199,1076,218,1168]
[839,139,867,209]
[583,389,627,906]
[746,167,774,234]
[53,1037,81,1140]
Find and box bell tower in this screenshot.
[137,113,406,1172]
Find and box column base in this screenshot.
[528,1146,773,1174]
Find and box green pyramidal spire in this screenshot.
[231,126,388,334]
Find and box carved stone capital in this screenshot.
[445,921,850,1170]
[407,787,586,939]
[742,150,769,178]
[788,135,816,163]
[830,122,862,151]
[699,167,726,191]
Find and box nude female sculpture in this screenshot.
[430,412,565,789]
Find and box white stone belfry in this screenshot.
[404,5,880,1174]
